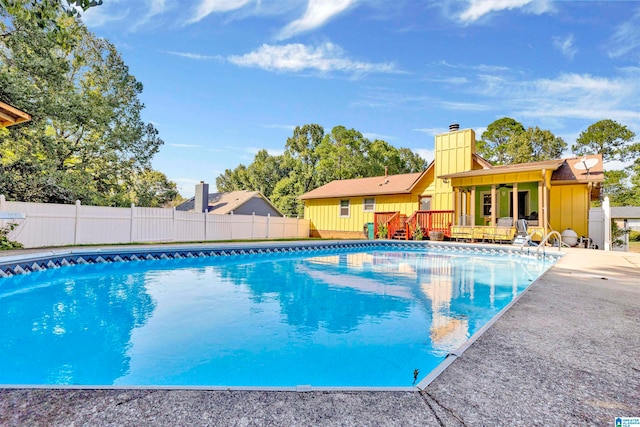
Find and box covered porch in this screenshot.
[442,156,603,244]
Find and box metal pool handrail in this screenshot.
[536,230,567,256]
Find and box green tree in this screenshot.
[315,126,369,183]
[214,124,426,217]
[478,117,525,164]
[572,119,637,163]
[130,169,179,207]
[0,4,176,207]
[603,170,634,206]
[508,126,567,163]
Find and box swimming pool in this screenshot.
[0,241,558,389]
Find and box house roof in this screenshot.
[0,101,31,128]
[551,155,604,183]
[610,206,640,219]
[299,168,429,200]
[176,190,281,215]
[440,154,604,183]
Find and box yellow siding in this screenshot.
[451,170,546,187]
[549,184,589,237]
[304,194,419,233]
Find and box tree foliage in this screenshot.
[478,118,566,164]
[478,117,525,164]
[216,124,427,217]
[570,119,639,205]
[572,119,637,163]
[0,2,178,207]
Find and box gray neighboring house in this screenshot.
[176,182,283,217]
[611,206,640,231]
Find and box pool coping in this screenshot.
[0,239,564,391]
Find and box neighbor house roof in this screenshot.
[0,101,31,128]
[177,190,281,215]
[299,168,430,200]
[610,207,640,219]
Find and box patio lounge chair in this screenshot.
[483,217,514,243]
[451,215,476,242]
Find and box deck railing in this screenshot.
[373,211,400,239]
[406,210,454,239]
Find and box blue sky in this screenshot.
[81,0,640,197]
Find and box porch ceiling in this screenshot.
[0,101,31,128]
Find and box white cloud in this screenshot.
[458,0,553,23]
[413,128,446,137]
[164,51,224,61]
[277,0,358,40]
[170,143,204,148]
[80,3,130,27]
[188,0,253,23]
[413,148,435,162]
[607,8,640,60]
[362,132,395,141]
[475,73,640,127]
[440,101,491,111]
[227,42,398,75]
[132,0,168,30]
[262,124,297,131]
[552,34,577,60]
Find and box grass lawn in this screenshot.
[629,241,640,253]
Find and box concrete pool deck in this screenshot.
[1,246,639,426]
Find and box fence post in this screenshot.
[171,207,176,243]
[0,194,5,212]
[266,213,270,239]
[603,196,611,251]
[251,212,255,240]
[74,200,81,245]
[203,212,207,241]
[130,203,136,243]
[283,215,286,238]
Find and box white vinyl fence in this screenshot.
[0,196,310,249]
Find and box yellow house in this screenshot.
[300,125,603,242]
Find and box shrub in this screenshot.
[0,223,23,250]
[630,230,640,242]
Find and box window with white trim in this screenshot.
[339,199,350,217]
[482,192,492,217]
[363,197,375,212]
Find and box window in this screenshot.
[339,200,350,217]
[420,196,431,211]
[363,197,375,212]
[482,193,492,217]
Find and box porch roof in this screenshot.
[299,166,431,200]
[439,158,564,179]
[0,101,31,128]
[439,154,604,183]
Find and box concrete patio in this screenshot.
[1,248,639,426]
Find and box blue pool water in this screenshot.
[0,246,555,387]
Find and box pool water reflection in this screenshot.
[0,247,554,387]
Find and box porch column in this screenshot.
[490,184,497,225]
[470,187,476,226]
[538,180,544,227]
[512,182,518,221]
[541,170,548,231]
